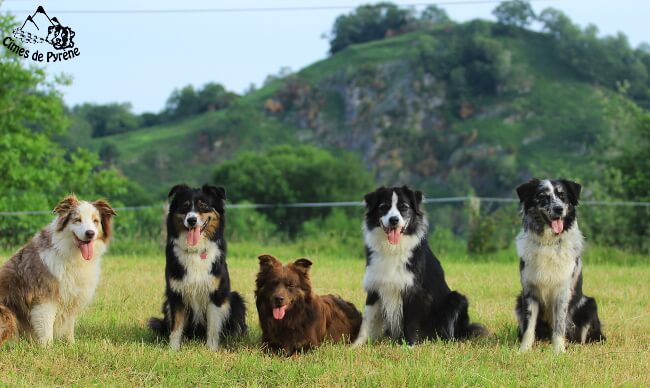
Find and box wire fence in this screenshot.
[1,196,648,254]
[1,196,649,217]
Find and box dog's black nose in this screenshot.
[389,216,400,226]
[187,216,197,227]
[552,206,564,214]
[273,296,284,305]
[85,230,95,239]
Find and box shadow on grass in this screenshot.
[76,320,265,352]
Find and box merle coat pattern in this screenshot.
[353,186,486,346]
[515,178,605,353]
[148,184,246,351]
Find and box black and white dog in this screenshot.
[515,178,605,353]
[149,184,246,351]
[353,186,486,346]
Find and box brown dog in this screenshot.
[0,195,116,346]
[255,254,362,355]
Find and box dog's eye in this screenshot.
[93,219,99,224]
[398,204,409,211]
[286,283,297,289]
[72,217,81,223]
[378,203,389,211]
[271,280,280,287]
[199,204,211,212]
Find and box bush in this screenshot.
[213,145,373,236]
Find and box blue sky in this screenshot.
[2,0,649,113]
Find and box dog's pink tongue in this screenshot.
[187,227,201,246]
[387,229,401,245]
[272,305,287,320]
[80,241,93,261]
[551,219,564,235]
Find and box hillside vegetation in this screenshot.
[91,15,643,200]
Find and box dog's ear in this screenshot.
[258,254,281,270]
[53,195,80,231]
[293,258,313,272]
[168,184,190,201]
[93,199,117,241]
[402,185,424,215]
[516,179,540,203]
[560,179,582,206]
[364,187,383,211]
[291,258,313,280]
[202,184,226,207]
[53,194,80,215]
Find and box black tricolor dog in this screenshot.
[149,184,246,351]
[515,178,605,353]
[353,186,486,346]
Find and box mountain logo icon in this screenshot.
[12,6,76,50]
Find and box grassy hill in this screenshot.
[92,21,639,200]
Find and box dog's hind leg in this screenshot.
[517,294,539,353]
[58,315,76,343]
[571,296,605,343]
[0,304,18,345]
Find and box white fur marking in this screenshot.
[380,192,406,230]
[580,324,590,344]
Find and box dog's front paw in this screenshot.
[552,336,566,354]
[206,336,220,351]
[169,335,181,351]
[351,338,365,348]
[518,339,533,353]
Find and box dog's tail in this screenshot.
[0,304,18,346]
[443,291,489,340]
[148,302,169,337]
[223,291,247,336]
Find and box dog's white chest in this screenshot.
[41,246,101,316]
[517,226,582,307]
[363,243,416,337]
[170,240,220,324]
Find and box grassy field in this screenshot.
[0,242,648,386]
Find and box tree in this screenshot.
[492,0,535,28]
[165,85,200,119]
[164,83,238,120]
[420,5,450,25]
[329,2,415,53]
[73,102,141,137]
[213,145,373,236]
[0,15,136,245]
[197,82,237,112]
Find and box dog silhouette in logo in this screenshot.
[47,23,75,50]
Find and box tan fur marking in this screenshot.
[172,308,186,333]
[210,275,221,291]
[201,210,221,239]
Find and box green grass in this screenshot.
[1,242,649,386]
